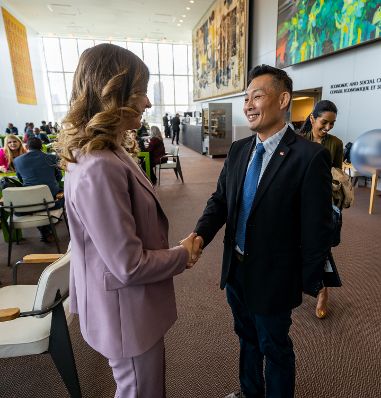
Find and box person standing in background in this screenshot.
[171,113,181,145]
[187,64,332,398]
[299,99,343,318]
[163,113,170,138]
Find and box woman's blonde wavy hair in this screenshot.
[56,43,150,169]
[3,134,26,171]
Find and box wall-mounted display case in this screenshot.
[202,103,232,157]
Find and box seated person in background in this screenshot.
[48,121,57,133]
[5,123,18,135]
[40,120,52,134]
[148,126,167,185]
[135,129,147,152]
[23,123,34,143]
[0,134,26,172]
[33,127,50,144]
[136,123,148,137]
[14,137,63,242]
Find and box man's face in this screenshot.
[243,74,289,136]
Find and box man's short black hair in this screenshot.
[27,137,43,150]
[247,64,293,95]
[41,120,46,124]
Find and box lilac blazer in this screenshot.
[64,148,188,359]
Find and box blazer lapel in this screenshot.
[113,148,157,197]
[250,128,296,214]
[235,136,256,206]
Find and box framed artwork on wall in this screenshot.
[192,0,248,101]
[276,0,381,68]
[2,7,37,105]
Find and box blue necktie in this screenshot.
[235,143,266,252]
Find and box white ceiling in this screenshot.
[5,0,215,43]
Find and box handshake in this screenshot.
[179,232,204,269]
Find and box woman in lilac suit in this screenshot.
[56,44,195,397]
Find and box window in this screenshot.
[158,44,173,75]
[64,73,74,103]
[77,39,94,57]
[147,75,161,106]
[174,76,189,104]
[60,39,79,72]
[43,38,62,71]
[127,42,143,59]
[43,38,193,123]
[48,73,66,105]
[173,45,188,75]
[52,105,68,122]
[188,46,193,76]
[94,40,110,46]
[111,41,127,48]
[160,75,175,105]
[143,43,159,74]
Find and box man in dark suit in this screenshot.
[163,113,170,138]
[5,123,18,135]
[40,120,52,134]
[171,113,181,145]
[33,127,50,144]
[14,137,63,241]
[189,65,332,397]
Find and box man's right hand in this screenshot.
[191,235,204,263]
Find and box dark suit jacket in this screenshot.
[172,116,181,132]
[195,128,332,314]
[14,150,62,197]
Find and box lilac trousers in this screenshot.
[108,337,165,398]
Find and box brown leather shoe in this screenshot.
[316,287,328,319]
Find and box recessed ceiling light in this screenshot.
[190,0,194,3]
[177,23,181,26]
[182,14,186,18]
[179,19,183,22]
[186,7,190,10]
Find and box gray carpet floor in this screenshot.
[0,139,380,397]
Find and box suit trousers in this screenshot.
[226,257,295,398]
[171,129,179,145]
[108,337,165,398]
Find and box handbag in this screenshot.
[323,251,342,287]
[0,176,23,190]
[331,204,342,247]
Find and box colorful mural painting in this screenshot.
[276,0,381,68]
[192,0,247,101]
